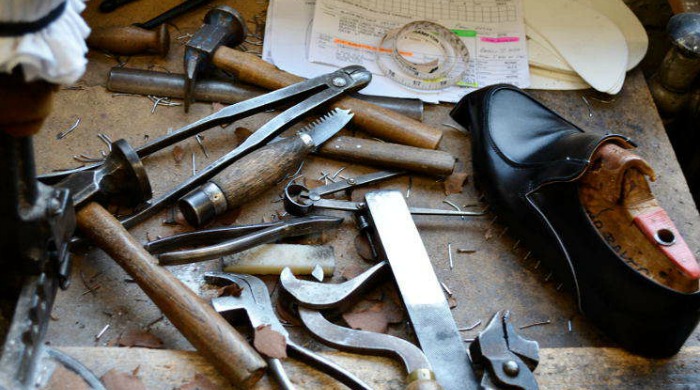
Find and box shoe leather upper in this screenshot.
[450,84,700,357]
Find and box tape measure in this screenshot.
[376,21,470,91]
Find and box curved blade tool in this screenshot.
[280,262,390,310]
[297,307,438,387]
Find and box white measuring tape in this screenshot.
[376,21,470,91]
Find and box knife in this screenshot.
[179,108,354,227]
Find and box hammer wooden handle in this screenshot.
[317,136,455,177]
[87,25,170,56]
[212,47,443,149]
[76,202,266,388]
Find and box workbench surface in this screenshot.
[37,0,700,388]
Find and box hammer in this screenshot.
[184,6,444,149]
[55,141,267,388]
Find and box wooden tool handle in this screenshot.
[212,47,443,149]
[318,136,455,177]
[76,202,266,388]
[87,25,170,56]
[213,136,311,209]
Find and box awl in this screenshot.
[179,108,354,227]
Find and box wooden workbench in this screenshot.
[37,0,700,388]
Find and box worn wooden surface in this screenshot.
[35,0,700,388]
[43,346,700,389]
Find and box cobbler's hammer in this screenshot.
[185,6,443,149]
[184,5,248,112]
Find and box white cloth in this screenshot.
[0,0,90,84]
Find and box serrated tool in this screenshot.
[178,108,354,227]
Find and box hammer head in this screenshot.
[184,6,248,112]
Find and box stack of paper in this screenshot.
[525,0,648,92]
[263,0,530,103]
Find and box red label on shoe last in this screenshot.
[633,209,700,280]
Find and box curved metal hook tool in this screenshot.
[280,262,389,309]
[206,272,372,390]
[297,307,437,386]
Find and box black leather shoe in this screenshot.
[450,84,700,357]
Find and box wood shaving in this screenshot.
[444,172,469,195]
[253,324,287,359]
[275,300,301,327]
[353,234,375,262]
[117,328,164,349]
[235,127,253,141]
[100,368,147,390]
[340,263,365,281]
[448,296,458,309]
[343,302,389,333]
[175,373,220,390]
[45,365,90,390]
[217,282,243,297]
[172,145,185,164]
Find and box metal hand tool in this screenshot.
[296,307,441,390]
[206,272,372,390]
[184,6,247,112]
[179,108,353,227]
[53,139,151,209]
[186,7,442,149]
[76,203,267,387]
[144,215,343,265]
[280,262,390,310]
[285,266,541,390]
[469,311,540,390]
[283,171,485,217]
[40,66,371,227]
[368,191,482,389]
[106,67,425,120]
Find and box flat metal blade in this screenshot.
[365,191,478,390]
[299,108,354,148]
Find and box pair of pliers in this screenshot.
[206,272,372,390]
[143,215,343,265]
[41,66,372,229]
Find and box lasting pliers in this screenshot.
[144,215,343,265]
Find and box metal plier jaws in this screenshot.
[206,272,372,390]
[469,311,540,390]
[143,215,343,265]
[41,66,371,229]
